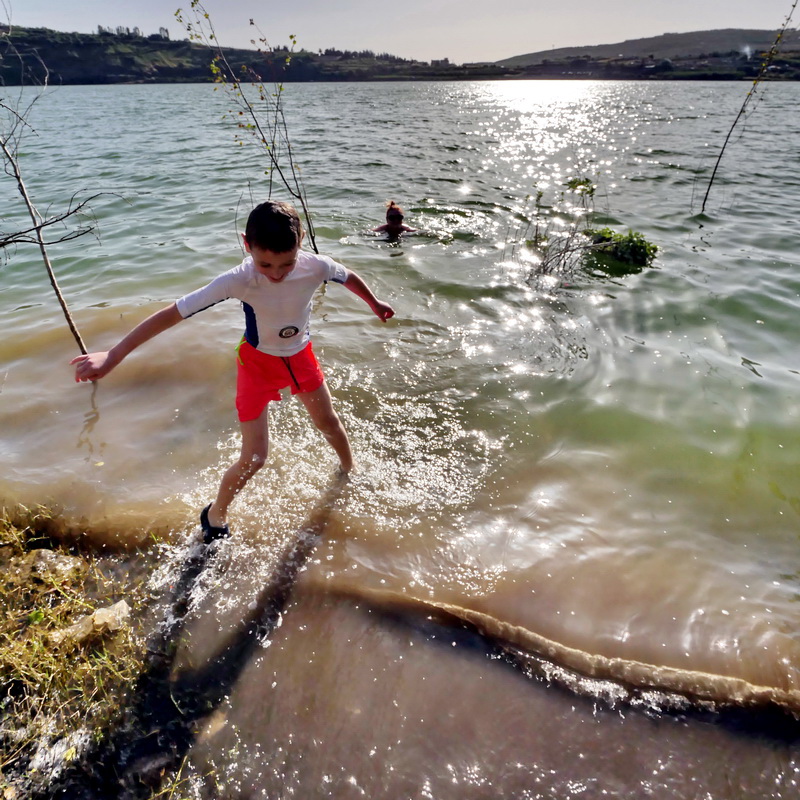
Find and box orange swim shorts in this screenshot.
[235,340,325,422]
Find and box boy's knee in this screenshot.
[315,412,343,437]
[240,451,268,473]
[251,452,268,471]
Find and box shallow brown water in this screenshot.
[173,537,799,799]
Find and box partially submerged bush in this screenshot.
[582,227,658,275]
[514,178,598,278]
[514,178,657,283]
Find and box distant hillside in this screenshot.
[497,28,800,67]
[2,25,799,84]
[0,25,504,85]
[0,26,257,84]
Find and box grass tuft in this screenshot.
[0,508,150,794]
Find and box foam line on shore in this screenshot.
[312,581,800,714]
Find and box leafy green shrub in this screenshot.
[582,227,658,275]
[564,176,596,198]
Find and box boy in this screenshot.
[71,201,394,542]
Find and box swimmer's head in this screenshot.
[385,200,404,222]
[245,200,304,253]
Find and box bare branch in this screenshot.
[0,24,89,353]
[700,0,799,212]
[0,193,104,249]
[175,2,318,251]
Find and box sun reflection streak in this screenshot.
[484,80,598,112]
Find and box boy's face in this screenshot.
[244,237,300,283]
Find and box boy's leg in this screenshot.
[297,382,354,472]
[207,406,270,527]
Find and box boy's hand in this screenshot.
[372,300,395,322]
[70,351,116,382]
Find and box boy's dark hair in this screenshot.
[245,201,303,252]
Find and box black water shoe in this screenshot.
[200,503,230,544]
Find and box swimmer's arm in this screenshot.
[342,271,395,322]
[70,302,184,382]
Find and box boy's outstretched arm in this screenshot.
[71,302,184,382]
[343,271,395,322]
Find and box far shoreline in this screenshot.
[3,24,800,86]
[5,75,796,88]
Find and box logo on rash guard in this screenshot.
[279,326,300,338]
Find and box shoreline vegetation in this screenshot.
[2,25,800,85]
[0,508,151,798]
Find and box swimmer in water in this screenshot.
[373,201,417,238]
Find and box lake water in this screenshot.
[2,80,799,797]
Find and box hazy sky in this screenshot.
[10,0,797,63]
